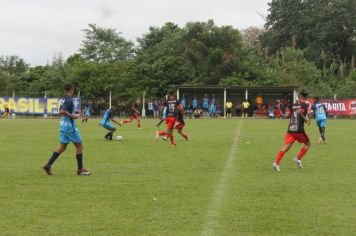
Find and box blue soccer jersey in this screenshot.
[60,96,78,132]
[101,109,113,125]
[202,98,209,109]
[84,103,92,116]
[312,103,327,120]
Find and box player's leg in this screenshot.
[104,124,116,140]
[177,128,189,141]
[136,115,141,129]
[320,120,327,143]
[120,115,134,125]
[293,134,311,168]
[273,133,295,171]
[73,142,91,175]
[43,143,67,175]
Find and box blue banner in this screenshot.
[0,97,81,115]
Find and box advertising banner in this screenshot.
[308,99,356,116]
[0,97,81,115]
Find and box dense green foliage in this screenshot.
[0,0,355,99]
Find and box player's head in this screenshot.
[167,91,175,100]
[64,83,74,96]
[136,98,141,104]
[314,96,320,103]
[299,90,308,100]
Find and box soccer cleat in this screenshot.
[170,143,177,148]
[317,138,322,144]
[272,162,280,172]
[162,136,168,141]
[77,169,91,176]
[119,121,124,126]
[43,165,53,175]
[293,157,303,169]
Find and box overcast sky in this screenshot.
[0,0,270,66]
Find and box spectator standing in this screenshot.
[226,100,233,118]
[147,101,154,118]
[235,101,242,117]
[192,96,198,111]
[153,100,159,119]
[209,102,216,117]
[202,94,209,113]
[181,95,186,110]
[242,99,250,118]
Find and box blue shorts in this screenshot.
[102,122,116,131]
[60,130,82,144]
[316,119,327,128]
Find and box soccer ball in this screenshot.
[115,135,124,141]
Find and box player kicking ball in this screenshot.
[100,106,121,141]
[273,90,311,172]
[155,92,184,147]
[43,83,91,176]
[312,97,328,144]
[120,98,141,129]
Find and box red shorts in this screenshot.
[174,121,185,130]
[130,114,140,120]
[166,117,176,130]
[285,132,310,144]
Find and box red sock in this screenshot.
[137,123,141,128]
[169,135,175,145]
[297,147,308,160]
[275,150,285,165]
[159,131,167,136]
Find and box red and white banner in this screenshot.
[308,99,356,116]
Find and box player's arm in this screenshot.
[132,104,140,114]
[110,117,121,125]
[59,109,79,119]
[178,103,185,116]
[297,108,310,125]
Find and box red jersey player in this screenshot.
[120,98,141,129]
[155,93,184,147]
[163,108,189,141]
[273,90,311,172]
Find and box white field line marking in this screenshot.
[201,119,243,236]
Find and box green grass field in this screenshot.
[0,118,355,236]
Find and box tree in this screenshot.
[262,0,356,66]
[80,24,134,63]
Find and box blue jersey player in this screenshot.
[100,106,121,140]
[43,83,91,176]
[82,100,93,123]
[312,97,328,144]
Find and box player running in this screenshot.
[100,106,121,141]
[155,92,184,147]
[120,98,141,129]
[273,90,311,172]
[81,100,93,123]
[312,97,328,144]
[163,108,189,141]
[43,83,91,176]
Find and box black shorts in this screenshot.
[5,108,9,113]
[227,108,232,113]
